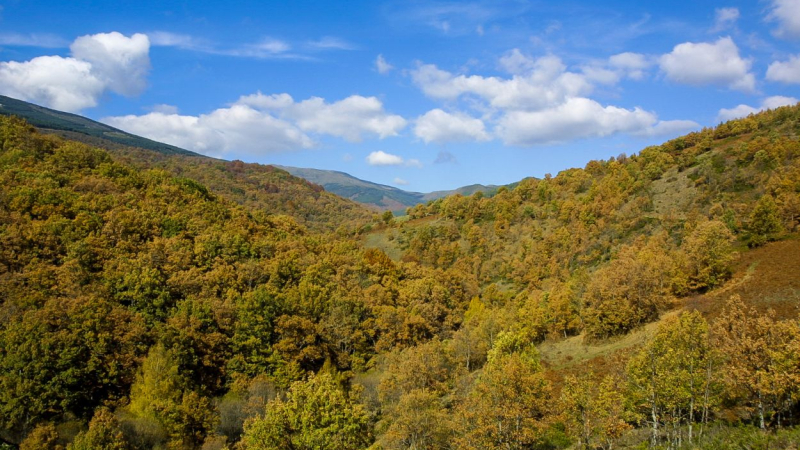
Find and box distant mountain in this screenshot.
[0,94,496,212]
[0,94,198,156]
[276,165,499,212]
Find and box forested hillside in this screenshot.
[1,104,800,450]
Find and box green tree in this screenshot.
[453,331,550,450]
[682,220,736,291]
[747,195,783,247]
[68,408,130,450]
[19,423,62,450]
[560,373,631,450]
[241,372,371,450]
[627,311,718,446]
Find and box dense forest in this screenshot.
[1,104,800,449]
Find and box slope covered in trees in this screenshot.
[1,104,800,450]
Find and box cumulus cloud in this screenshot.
[609,52,651,80]
[365,151,422,168]
[376,54,393,74]
[411,54,591,111]
[710,7,740,33]
[104,106,314,157]
[717,96,799,122]
[151,104,179,114]
[237,92,406,141]
[0,56,104,111]
[366,151,405,166]
[766,54,800,84]
[659,37,755,92]
[768,0,800,39]
[0,32,150,112]
[414,109,490,144]
[410,49,683,146]
[105,93,407,157]
[70,32,150,96]
[393,177,409,185]
[496,97,657,146]
[287,95,407,141]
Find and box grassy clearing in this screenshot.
[539,310,681,373]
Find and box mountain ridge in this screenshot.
[276,165,500,212]
[0,94,497,212]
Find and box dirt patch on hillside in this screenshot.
[686,237,800,321]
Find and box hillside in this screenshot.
[0,94,198,156]
[0,94,493,217]
[2,105,800,450]
[277,165,499,212]
[0,95,373,232]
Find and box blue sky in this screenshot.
[1,0,800,192]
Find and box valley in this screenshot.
[1,102,799,449]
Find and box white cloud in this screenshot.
[308,36,354,50]
[104,106,313,157]
[0,32,68,48]
[608,52,651,80]
[287,95,407,141]
[104,92,407,157]
[633,120,701,138]
[238,38,291,56]
[498,48,537,75]
[376,54,393,74]
[70,32,150,96]
[717,96,798,122]
[411,54,591,111]
[236,92,406,141]
[414,109,490,144]
[237,92,295,110]
[409,49,686,146]
[768,0,800,39]
[581,52,652,85]
[0,56,104,111]
[393,177,410,186]
[766,54,800,84]
[496,97,657,146]
[711,7,740,33]
[151,104,179,114]
[148,31,206,50]
[659,37,755,92]
[0,32,150,112]
[366,151,405,166]
[406,158,423,168]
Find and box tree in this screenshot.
[560,373,631,450]
[584,237,679,339]
[19,423,62,450]
[453,331,550,450]
[713,295,800,429]
[379,389,452,450]
[682,220,736,291]
[627,311,718,446]
[746,195,783,247]
[241,372,371,450]
[68,408,129,450]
